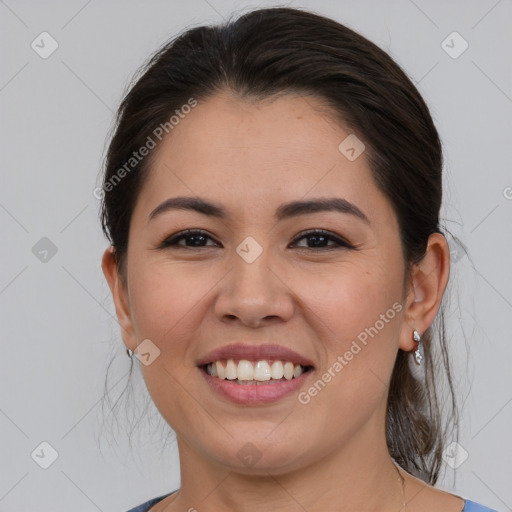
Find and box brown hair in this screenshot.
[100,6,458,484]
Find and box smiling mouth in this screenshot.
[201,359,314,385]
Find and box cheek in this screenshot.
[126,259,216,355]
[125,261,216,424]
[126,244,403,411]
[299,259,402,348]
[300,260,403,404]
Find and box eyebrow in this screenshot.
[147,196,370,224]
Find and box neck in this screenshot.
[170,418,405,512]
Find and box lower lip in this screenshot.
[199,368,313,405]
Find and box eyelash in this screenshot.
[158,229,354,251]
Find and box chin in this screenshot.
[204,434,313,476]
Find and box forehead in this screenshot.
[165,90,349,163]
[133,90,393,228]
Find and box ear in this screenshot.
[101,246,137,351]
[398,233,450,352]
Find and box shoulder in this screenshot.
[399,469,497,512]
[125,491,176,512]
[463,500,499,512]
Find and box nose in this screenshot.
[214,246,294,329]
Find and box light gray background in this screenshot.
[1,1,511,511]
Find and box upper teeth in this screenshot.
[206,359,305,381]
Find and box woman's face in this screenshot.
[108,90,414,474]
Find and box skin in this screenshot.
[102,90,462,511]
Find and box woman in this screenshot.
[100,6,498,512]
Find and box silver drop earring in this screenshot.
[413,329,422,365]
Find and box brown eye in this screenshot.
[159,229,353,251]
[291,229,353,250]
[160,230,220,249]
